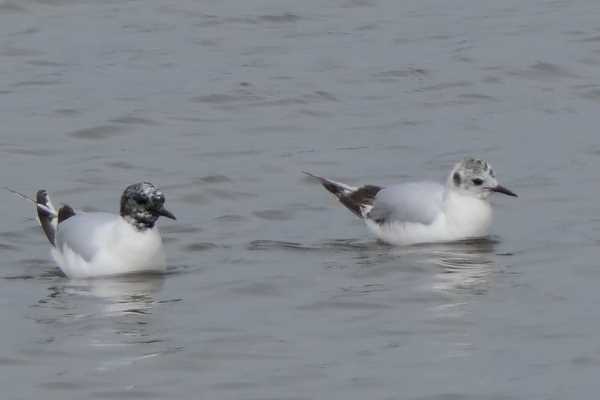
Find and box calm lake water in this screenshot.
[2,0,600,398]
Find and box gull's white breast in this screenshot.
[53,213,166,278]
[443,191,492,239]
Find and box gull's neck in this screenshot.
[121,213,156,231]
[443,187,491,211]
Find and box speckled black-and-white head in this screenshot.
[120,182,176,230]
[447,158,517,199]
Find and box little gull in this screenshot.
[305,157,517,246]
[10,182,176,278]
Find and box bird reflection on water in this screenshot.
[413,238,498,294]
[344,236,500,296]
[33,273,166,346]
[41,273,164,313]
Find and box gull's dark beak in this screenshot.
[154,205,176,220]
[490,185,518,197]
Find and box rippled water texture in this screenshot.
[2,0,600,398]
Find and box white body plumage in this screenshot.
[52,213,166,278]
[364,189,493,246]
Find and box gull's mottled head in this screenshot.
[120,182,176,230]
[448,158,517,199]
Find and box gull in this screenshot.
[8,182,176,278]
[305,157,517,246]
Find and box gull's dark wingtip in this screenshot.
[6,187,59,246]
[36,190,57,247]
[57,204,76,223]
[303,172,382,219]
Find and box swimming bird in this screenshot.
[12,182,175,278]
[305,158,517,246]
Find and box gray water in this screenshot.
[1,0,600,398]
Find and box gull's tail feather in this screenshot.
[304,172,382,218]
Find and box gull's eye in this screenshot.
[453,172,461,186]
[472,178,484,186]
[133,194,148,204]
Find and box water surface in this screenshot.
[2,0,600,398]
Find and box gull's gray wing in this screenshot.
[55,212,119,262]
[367,182,445,225]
